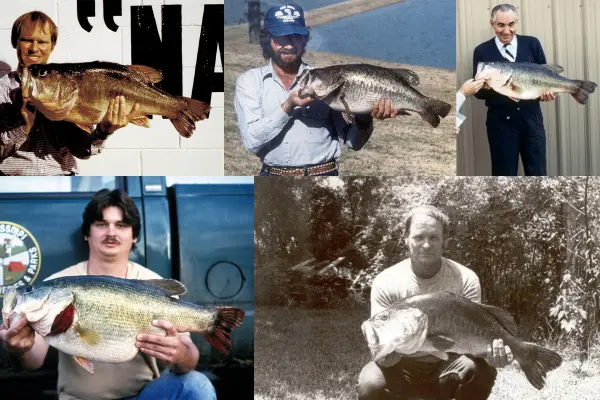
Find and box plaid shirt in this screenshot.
[0,72,106,176]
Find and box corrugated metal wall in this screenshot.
[457,0,600,176]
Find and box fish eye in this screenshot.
[39,70,47,77]
[24,286,33,293]
[380,313,388,321]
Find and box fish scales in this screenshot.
[298,63,451,127]
[3,275,244,372]
[43,277,216,363]
[365,292,563,390]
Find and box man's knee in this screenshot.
[356,361,389,400]
[175,371,216,400]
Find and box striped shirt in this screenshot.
[0,72,105,175]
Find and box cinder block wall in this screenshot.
[0,0,223,175]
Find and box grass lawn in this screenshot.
[255,306,600,400]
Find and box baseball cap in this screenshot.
[264,4,309,36]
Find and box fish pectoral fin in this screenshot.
[138,279,187,296]
[128,65,163,83]
[392,68,420,86]
[543,64,564,75]
[428,352,449,360]
[75,124,94,133]
[130,116,151,128]
[73,356,95,374]
[74,323,101,345]
[428,335,455,351]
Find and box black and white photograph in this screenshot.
[255,176,600,400]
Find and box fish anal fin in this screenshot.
[73,356,95,374]
[543,64,564,74]
[75,124,94,133]
[74,323,101,345]
[130,116,151,128]
[203,307,245,354]
[128,65,163,83]
[429,351,449,360]
[428,335,455,352]
[392,68,420,86]
[138,279,187,296]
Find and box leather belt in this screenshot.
[262,161,338,176]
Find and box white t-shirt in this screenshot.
[369,257,481,364]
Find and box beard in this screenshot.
[267,45,303,69]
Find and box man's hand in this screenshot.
[0,314,35,355]
[371,99,398,120]
[539,92,556,102]
[98,94,140,135]
[486,338,513,368]
[281,91,314,115]
[136,320,189,367]
[459,78,486,97]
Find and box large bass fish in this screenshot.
[19,61,211,137]
[2,275,244,373]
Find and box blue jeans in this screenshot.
[125,370,216,400]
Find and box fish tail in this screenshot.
[571,80,598,105]
[203,306,245,355]
[171,97,211,138]
[517,342,562,390]
[421,98,451,128]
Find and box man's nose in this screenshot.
[107,224,117,234]
[29,42,39,52]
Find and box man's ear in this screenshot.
[133,237,138,243]
[489,19,494,28]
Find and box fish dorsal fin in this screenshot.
[543,64,564,74]
[127,65,163,83]
[138,279,187,296]
[392,68,420,86]
[476,303,519,336]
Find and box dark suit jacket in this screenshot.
[472,34,547,111]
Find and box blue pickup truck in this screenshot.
[0,176,254,399]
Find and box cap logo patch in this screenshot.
[275,6,301,23]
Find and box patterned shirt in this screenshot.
[234,60,373,166]
[0,72,106,175]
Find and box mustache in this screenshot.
[102,237,121,244]
[278,49,298,55]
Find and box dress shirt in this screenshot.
[495,36,518,62]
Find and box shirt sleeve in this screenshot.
[370,274,395,317]
[234,72,292,154]
[456,91,467,128]
[332,110,373,151]
[462,270,482,303]
[0,82,30,161]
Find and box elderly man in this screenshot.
[0,189,216,399]
[472,3,553,176]
[234,3,397,176]
[0,11,137,175]
[356,206,513,400]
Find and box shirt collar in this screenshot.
[262,59,311,87]
[495,34,518,51]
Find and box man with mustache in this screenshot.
[0,11,137,175]
[0,189,216,399]
[234,4,397,176]
[472,3,554,176]
[357,206,513,400]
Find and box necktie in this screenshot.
[503,43,514,61]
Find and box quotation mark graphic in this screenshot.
[77,0,123,32]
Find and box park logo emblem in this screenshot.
[275,5,301,23]
[0,221,41,298]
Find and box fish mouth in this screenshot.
[297,70,310,94]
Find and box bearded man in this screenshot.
[234,3,397,176]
